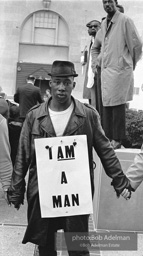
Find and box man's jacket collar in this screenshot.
[111,10,121,24]
[36,96,86,136]
[105,10,120,32]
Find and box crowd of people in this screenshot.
[0,0,143,255]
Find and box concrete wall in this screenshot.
[0,0,143,99]
[93,148,143,232]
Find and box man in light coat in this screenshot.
[93,0,142,149]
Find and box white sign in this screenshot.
[35,135,93,218]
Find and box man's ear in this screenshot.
[73,82,76,88]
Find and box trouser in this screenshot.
[95,66,103,125]
[102,104,126,141]
[38,215,90,256]
[90,83,96,109]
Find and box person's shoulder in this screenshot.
[119,12,132,23]
[84,103,95,110]
[82,102,99,115]
[16,84,26,92]
[28,103,42,114]
[27,103,47,125]
[74,98,98,114]
[33,86,41,93]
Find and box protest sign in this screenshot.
[35,135,93,217]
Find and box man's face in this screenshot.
[88,21,100,36]
[102,0,117,15]
[49,76,75,105]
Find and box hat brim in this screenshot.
[48,73,78,77]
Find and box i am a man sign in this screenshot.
[35,135,93,217]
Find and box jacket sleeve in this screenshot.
[91,109,132,196]
[126,148,143,191]
[8,115,32,206]
[124,17,142,70]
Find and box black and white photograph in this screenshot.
[0,0,143,255]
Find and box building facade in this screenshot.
[0,0,143,104]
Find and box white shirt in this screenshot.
[87,37,95,88]
[49,101,74,136]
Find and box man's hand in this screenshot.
[7,183,25,210]
[14,202,21,210]
[121,188,131,200]
[3,190,11,206]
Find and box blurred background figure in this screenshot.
[0,104,12,205]
[8,105,22,166]
[14,74,43,122]
[43,88,51,102]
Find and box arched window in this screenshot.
[19,10,69,64]
[20,10,69,46]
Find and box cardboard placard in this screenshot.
[35,135,93,217]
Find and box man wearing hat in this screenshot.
[14,74,43,121]
[9,60,132,256]
[83,19,101,108]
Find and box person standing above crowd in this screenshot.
[8,60,132,256]
[91,19,104,124]
[82,19,101,107]
[14,75,43,122]
[0,104,12,205]
[91,3,124,126]
[93,0,142,149]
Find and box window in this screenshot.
[20,11,69,46]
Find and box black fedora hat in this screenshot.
[48,60,78,77]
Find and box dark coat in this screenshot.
[14,83,43,118]
[10,97,131,245]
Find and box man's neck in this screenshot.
[49,98,72,112]
[107,11,116,27]
[107,10,116,20]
